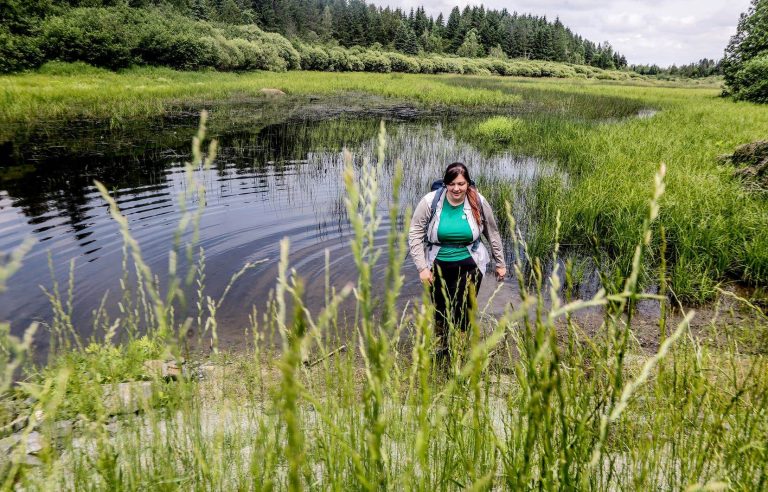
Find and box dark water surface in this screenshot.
[0,106,556,352]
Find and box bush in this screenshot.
[486,59,511,76]
[418,58,436,74]
[261,31,300,70]
[429,56,463,74]
[506,61,538,77]
[41,7,143,69]
[387,52,421,73]
[0,29,42,73]
[298,44,330,71]
[359,51,391,73]
[138,31,219,70]
[732,54,768,103]
[461,59,491,75]
[34,7,299,73]
[327,47,352,71]
[222,25,300,70]
[346,54,364,71]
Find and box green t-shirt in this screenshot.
[435,197,473,262]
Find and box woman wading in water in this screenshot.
[408,162,506,360]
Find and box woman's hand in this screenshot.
[419,268,434,284]
[495,266,506,282]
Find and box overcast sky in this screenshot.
[373,0,751,66]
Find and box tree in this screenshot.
[393,21,418,54]
[421,29,443,53]
[724,0,768,101]
[445,6,461,52]
[319,5,333,41]
[456,28,483,57]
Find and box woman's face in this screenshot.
[447,175,468,203]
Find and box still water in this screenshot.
[0,109,554,351]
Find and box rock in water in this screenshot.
[260,88,286,97]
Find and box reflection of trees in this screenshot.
[0,120,190,250]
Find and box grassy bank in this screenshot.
[1,123,767,488]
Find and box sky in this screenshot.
[372,0,752,67]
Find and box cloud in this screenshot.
[371,0,752,66]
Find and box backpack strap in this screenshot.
[429,184,445,219]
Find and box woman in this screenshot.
[408,162,506,356]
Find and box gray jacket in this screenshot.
[408,189,506,274]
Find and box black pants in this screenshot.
[431,257,483,351]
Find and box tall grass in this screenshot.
[1,121,767,490]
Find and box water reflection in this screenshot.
[0,115,556,351]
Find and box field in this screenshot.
[1,66,767,489]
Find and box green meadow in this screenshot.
[1,66,768,489]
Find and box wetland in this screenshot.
[1,68,767,490]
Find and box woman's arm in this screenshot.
[481,198,507,279]
[408,195,433,276]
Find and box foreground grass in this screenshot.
[0,119,768,490]
[1,121,767,490]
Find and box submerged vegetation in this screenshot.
[1,120,767,489]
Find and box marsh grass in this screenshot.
[0,121,767,490]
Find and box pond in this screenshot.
[0,101,561,353]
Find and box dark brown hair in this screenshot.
[443,162,482,225]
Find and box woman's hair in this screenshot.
[443,162,482,225]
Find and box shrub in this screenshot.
[298,44,330,71]
[0,29,42,73]
[327,47,353,71]
[346,54,364,71]
[507,61,538,77]
[223,25,300,70]
[732,54,768,103]
[359,51,391,73]
[418,58,436,74]
[461,59,491,75]
[41,7,143,69]
[487,59,511,76]
[428,56,463,74]
[213,35,245,71]
[36,60,112,76]
[261,31,300,70]
[138,31,219,70]
[387,52,420,73]
[230,38,261,70]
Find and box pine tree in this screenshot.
[319,5,333,41]
[445,6,461,52]
[394,21,418,54]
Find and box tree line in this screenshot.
[0,0,627,71]
[631,58,723,78]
